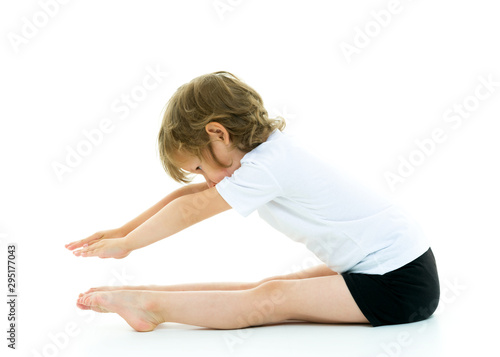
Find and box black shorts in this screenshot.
[342,248,440,327]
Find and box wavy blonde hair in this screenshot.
[158,71,286,183]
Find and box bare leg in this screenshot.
[83,281,255,294]
[77,275,368,332]
[83,263,338,294]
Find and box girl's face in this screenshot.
[175,141,245,188]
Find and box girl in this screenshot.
[66,71,440,332]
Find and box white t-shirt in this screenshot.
[215,129,430,275]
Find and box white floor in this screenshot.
[48,297,489,357]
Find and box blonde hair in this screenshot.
[158,71,286,183]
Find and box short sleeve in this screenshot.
[215,161,283,217]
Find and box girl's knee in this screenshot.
[248,280,291,323]
[254,279,288,296]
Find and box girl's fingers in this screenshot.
[76,242,102,257]
[65,241,79,249]
[85,240,101,247]
[66,233,104,250]
[83,250,98,258]
[73,246,89,257]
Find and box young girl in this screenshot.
[66,71,440,332]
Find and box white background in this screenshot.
[1,0,499,356]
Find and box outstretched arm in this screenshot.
[73,187,231,258]
[119,182,209,235]
[66,182,209,251]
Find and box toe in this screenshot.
[76,302,91,310]
[76,294,90,310]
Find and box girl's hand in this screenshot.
[65,229,125,251]
[72,237,131,259]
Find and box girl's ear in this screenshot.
[205,122,231,145]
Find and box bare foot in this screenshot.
[77,290,164,332]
